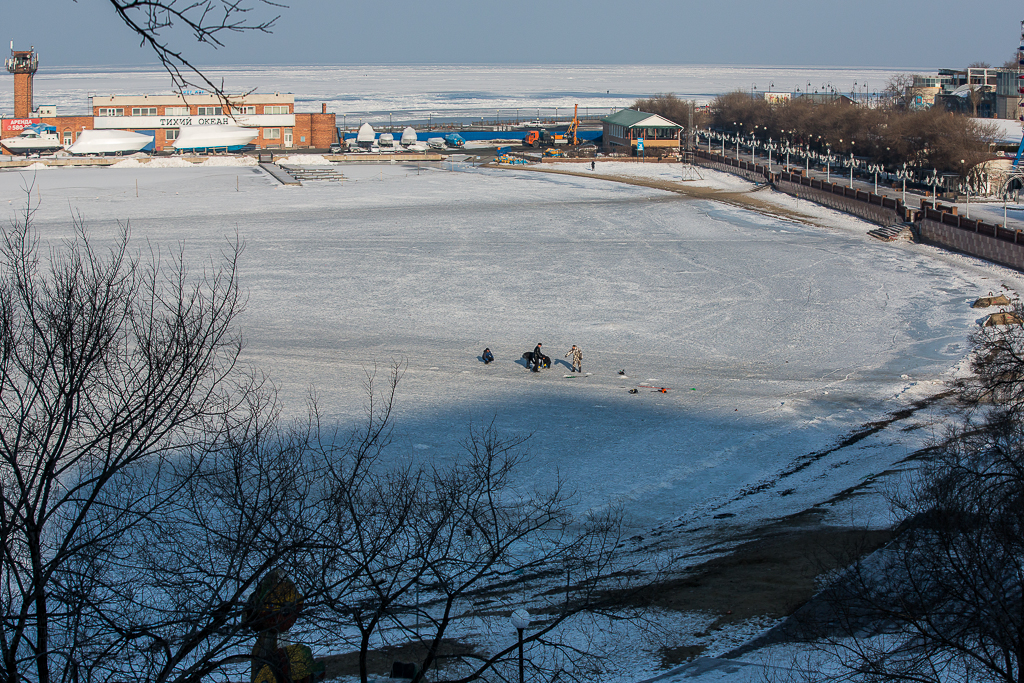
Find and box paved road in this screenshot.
[702,145,1024,232]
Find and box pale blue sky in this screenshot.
[8,0,1023,69]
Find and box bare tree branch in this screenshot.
[99,0,287,104]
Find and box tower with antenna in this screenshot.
[6,43,38,118]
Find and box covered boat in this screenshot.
[3,124,63,154]
[356,123,376,149]
[172,125,257,152]
[400,126,418,146]
[66,129,154,155]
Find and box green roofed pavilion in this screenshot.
[601,108,682,155]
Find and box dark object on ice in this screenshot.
[522,350,551,370]
[618,370,626,375]
[390,662,419,679]
[482,348,494,364]
[628,388,638,394]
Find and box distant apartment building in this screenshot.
[914,68,1010,118]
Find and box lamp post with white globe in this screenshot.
[511,609,531,683]
[896,162,912,205]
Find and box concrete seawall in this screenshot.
[918,208,1024,271]
[773,178,903,227]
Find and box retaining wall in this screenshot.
[774,177,903,227]
[918,208,1024,270]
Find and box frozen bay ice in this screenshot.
[0,161,1017,549]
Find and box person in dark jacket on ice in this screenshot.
[531,343,550,371]
[482,348,494,364]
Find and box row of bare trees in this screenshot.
[709,91,999,176]
[0,197,643,683]
[634,87,998,178]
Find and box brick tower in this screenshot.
[6,45,38,118]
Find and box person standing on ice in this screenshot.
[531,343,544,372]
[565,345,582,373]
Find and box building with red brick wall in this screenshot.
[85,93,336,151]
[2,52,339,152]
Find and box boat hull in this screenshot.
[67,129,153,155]
[172,125,257,152]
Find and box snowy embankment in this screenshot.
[111,155,260,168]
[2,160,1020,683]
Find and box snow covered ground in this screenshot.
[549,160,756,192]
[1,159,1020,681]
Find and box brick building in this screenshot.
[86,93,336,151]
[2,46,338,152]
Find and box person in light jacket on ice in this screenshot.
[565,345,582,373]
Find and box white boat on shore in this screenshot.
[400,126,418,147]
[172,125,257,152]
[356,123,376,149]
[3,124,63,154]
[66,129,153,155]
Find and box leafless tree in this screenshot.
[802,299,1024,682]
[882,73,919,111]
[0,191,250,683]
[103,0,286,101]
[966,84,989,118]
[953,298,1024,418]
[310,384,648,683]
[0,197,647,683]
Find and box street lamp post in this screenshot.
[867,163,883,194]
[848,153,856,189]
[825,146,833,183]
[896,162,911,205]
[511,609,531,683]
[765,138,776,172]
[926,169,940,207]
[961,159,970,219]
